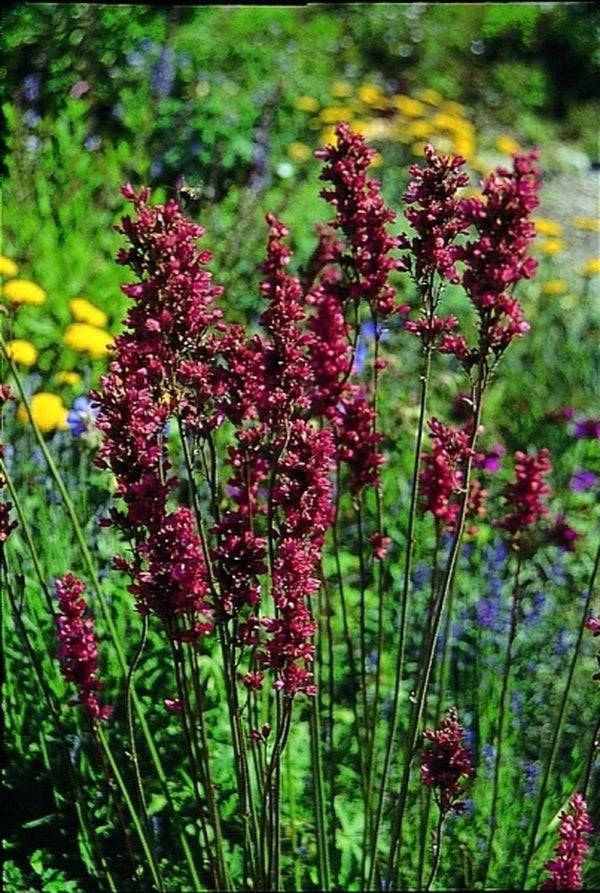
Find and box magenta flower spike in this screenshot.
[316,121,403,317]
[496,448,552,539]
[55,574,112,721]
[541,793,593,890]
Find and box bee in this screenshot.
[176,176,215,210]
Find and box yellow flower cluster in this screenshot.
[16,392,69,433]
[2,255,114,432]
[291,82,478,164]
[64,322,114,357]
[2,277,47,306]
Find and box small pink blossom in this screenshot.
[495,448,552,539]
[541,793,593,889]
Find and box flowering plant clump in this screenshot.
[3,121,597,893]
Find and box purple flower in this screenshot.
[570,469,597,492]
[22,73,40,103]
[67,395,100,438]
[573,417,600,439]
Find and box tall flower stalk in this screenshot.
[383,142,541,889]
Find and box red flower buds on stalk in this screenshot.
[420,706,473,817]
[55,574,112,721]
[541,793,593,890]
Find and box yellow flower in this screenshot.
[56,370,81,385]
[392,94,426,118]
[571,216,600,232]
[287,141,312,163]
[69,297,108,328]
[64,322,114,357]
[330,81,353,98]
[416,87,444,106]
[358,83,388,110]
[319,125,340,147]
[578,258,600,276]
[319,105,353,124]
[17,392,69,432]
[0,256,19,277]
[537,239,566,255]
[541,279,568,295]
[533,218,564,237]
[407,119,434,139]
[453,136,476,160]
[294,95,320,113]
[430,112,466,133]
[4,339,38,366]
[496,134,522,155]
[441,100,467,117]
[2,278,47,305]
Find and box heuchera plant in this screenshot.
[4,122,596,892]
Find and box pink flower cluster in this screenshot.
[55,574,112,721]
[401,144,541,368]
[418,418,486,533]
[95,186,217,643]
[97,195,348,695]
[401,143,469,286]
[315,121,404,317]
[214,215,336,695]
[312,123,405,498]
[420,706,473,817]
[496,448,552,539]
[541,793,593,890]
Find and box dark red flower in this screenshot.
[55,574,112,721]
[420,706,473,816]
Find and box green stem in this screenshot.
[481,555,523,886]
[424,808,446,892]
[3,348,202,888]
[309,692,331,891]
[96,724,164,891]
[366,345,433,890]
[124,615,165,890]
[385,373,486,890]
[520,540,600,888]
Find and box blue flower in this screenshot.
[67,395,99,438]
